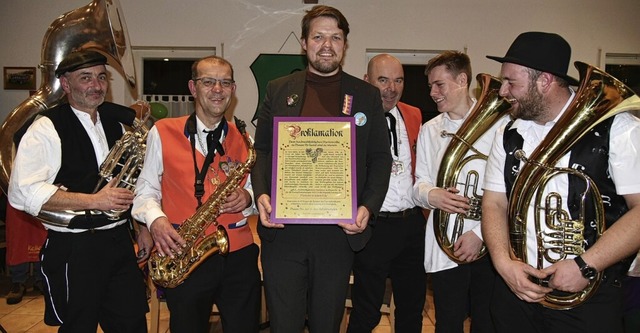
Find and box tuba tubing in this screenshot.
[507,61,640,309]
[434,73,512,264]
[0,0,136,194]
[36,101,150,228]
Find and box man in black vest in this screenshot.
[7,50,149,332]
[481,31,640,333]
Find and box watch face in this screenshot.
[583,267,597,280]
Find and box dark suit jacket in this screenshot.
[251,69,392,251]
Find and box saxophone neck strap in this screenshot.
[185,113,227,207]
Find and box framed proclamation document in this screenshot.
[270,117,357,224]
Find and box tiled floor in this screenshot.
[0,216,470,332]
[0,285,470,333]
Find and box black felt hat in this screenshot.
[487,31,579,86]
[55,50,108,78]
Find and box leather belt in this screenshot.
[377,207,420,219]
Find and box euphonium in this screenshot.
[0,0,136,194]
[508,61,640,309]
[37,102,150,228]
[434,74,511,264]
[149,117,256,288]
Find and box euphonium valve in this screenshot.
[507,61,640,309]
[434,73,512,264]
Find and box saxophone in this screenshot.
[149,117,256,288]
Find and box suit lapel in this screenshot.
[283,71,306,117]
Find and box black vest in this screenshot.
[503,116,631,278]
[40,104,124,194]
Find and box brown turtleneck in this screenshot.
[301,70,342,117]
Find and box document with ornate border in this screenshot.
[270,117,357,224]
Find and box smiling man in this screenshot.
[251,5,392,332]
[133,55,261,332]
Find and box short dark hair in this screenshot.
[191,55,234,80]
[301,5,349,42]
[425,51,473,88]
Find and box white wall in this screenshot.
[1,0,639,134]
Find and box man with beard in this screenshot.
[8,50,148,332]
[347,54,427,333]
[482,31,640,333]
[251,5,392,332]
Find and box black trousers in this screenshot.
[40,223,148,333]
[164,243,261,333]
[260,225,354,333]
[491,274,624,333]
[431,255,496,333]
[347,209,427,333]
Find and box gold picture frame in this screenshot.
[4,67,36,90]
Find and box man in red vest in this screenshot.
[347,54,427,332]
[133,55,261,333]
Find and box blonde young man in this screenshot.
[414,51,505,333]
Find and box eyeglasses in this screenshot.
[194,77,235,89]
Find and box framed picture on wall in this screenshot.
[3,67,36,90]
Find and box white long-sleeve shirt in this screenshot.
[380,106,418,212]
[414,99,510,272]
[132,116,257,230]
[8,107,125,232]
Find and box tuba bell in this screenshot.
[434,73,511,264]
[508,61,640,309]
[0,0,136,193]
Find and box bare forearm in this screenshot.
[481,190,512,267]
[581,194,640,271]
[41,189,97,212]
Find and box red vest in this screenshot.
[155,116,254,252]
[397,102,422,179]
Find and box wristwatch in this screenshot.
[574,255,597,280]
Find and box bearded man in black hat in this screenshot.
[7,50,149,332]
[480,31,640,333]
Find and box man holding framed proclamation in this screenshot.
[251,5,392,332]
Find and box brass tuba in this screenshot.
[508,61,640,309]
[434,74,511,264]
[0,0,136,194]
[148,117,256,288]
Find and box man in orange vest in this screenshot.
[133,55,261,333]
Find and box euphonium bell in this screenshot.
[507,61,640,309]
[434,73,511,264]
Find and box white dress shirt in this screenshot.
[484,91,640,268]
[8,107,124,232]
[380,106,418,212]
[132,116,256,230]
[414,99,510,273]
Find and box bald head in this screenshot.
[365,54,405,112]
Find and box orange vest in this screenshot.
[155,116,254,252]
